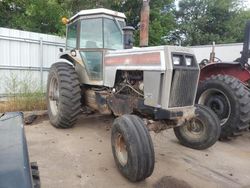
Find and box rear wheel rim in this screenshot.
[49,75,59,116]
[198,89,231,126]
[114,133,128,166]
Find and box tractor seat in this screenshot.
[85,41,98,48]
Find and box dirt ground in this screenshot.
[25,114,250,188]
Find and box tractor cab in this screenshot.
[64,8,126,82]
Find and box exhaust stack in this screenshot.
[140,0,150,47]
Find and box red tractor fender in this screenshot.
[199,62,250,83]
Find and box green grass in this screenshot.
[0,72,47,112]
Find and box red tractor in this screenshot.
[196,21,250,139]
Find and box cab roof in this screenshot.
[69,8,126,22]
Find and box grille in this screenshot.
[169,68,199,108]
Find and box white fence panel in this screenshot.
[0,27,65,97]
[190,43,243,63]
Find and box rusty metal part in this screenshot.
[107,94,138,116]
[85,90,98,110]
[147,120,176,133]
[84,89,112,115]
[146,107,196,133]
[140,0,150,47]
[114,133,128,166]
[173,107,196,124]
[209,42,216,63]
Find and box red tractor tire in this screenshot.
[196,74,250,139]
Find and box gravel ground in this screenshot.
[25,114,250,188]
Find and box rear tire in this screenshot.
[47,62,81,128]
[111,114,155,182]
[174,105,221,150]
[196,74,250,139]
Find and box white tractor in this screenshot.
[46,7,220,182]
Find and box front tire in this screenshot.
[47,62,81,128]
[111,115,155,182]
[174,105,221,150]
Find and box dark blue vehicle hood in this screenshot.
[0,112,33,188]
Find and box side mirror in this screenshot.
[59,48,64,52]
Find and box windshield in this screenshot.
[104,18,123,49]
[80,18,103,48]
[79,18,123,50]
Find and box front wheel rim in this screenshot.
[182,118,206,139]
[114,133,128,166]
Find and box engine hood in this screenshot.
[103,45,195,87]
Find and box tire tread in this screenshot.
[47,62,81,128]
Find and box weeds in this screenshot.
[0,72,47,112]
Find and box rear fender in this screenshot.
[59,51,84,67]
[59,51,103,86]
[200,62,250,83]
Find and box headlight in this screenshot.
[70,50,77,57]
[173,55,181,65]
[185,56,193,66]
[172,54,195,66]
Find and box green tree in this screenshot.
[148,1,176,46]
[0,0,176,45]
[59,0,176,46]
[0,0,28,28]
[16,0,68,35]
[0,0,68,34]
[108,0,176,46]
[175,0,250,45]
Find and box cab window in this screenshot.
[79,18,103,80]
[104,18,123,50]
[80,51,103,80]
[66,22,77,49]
